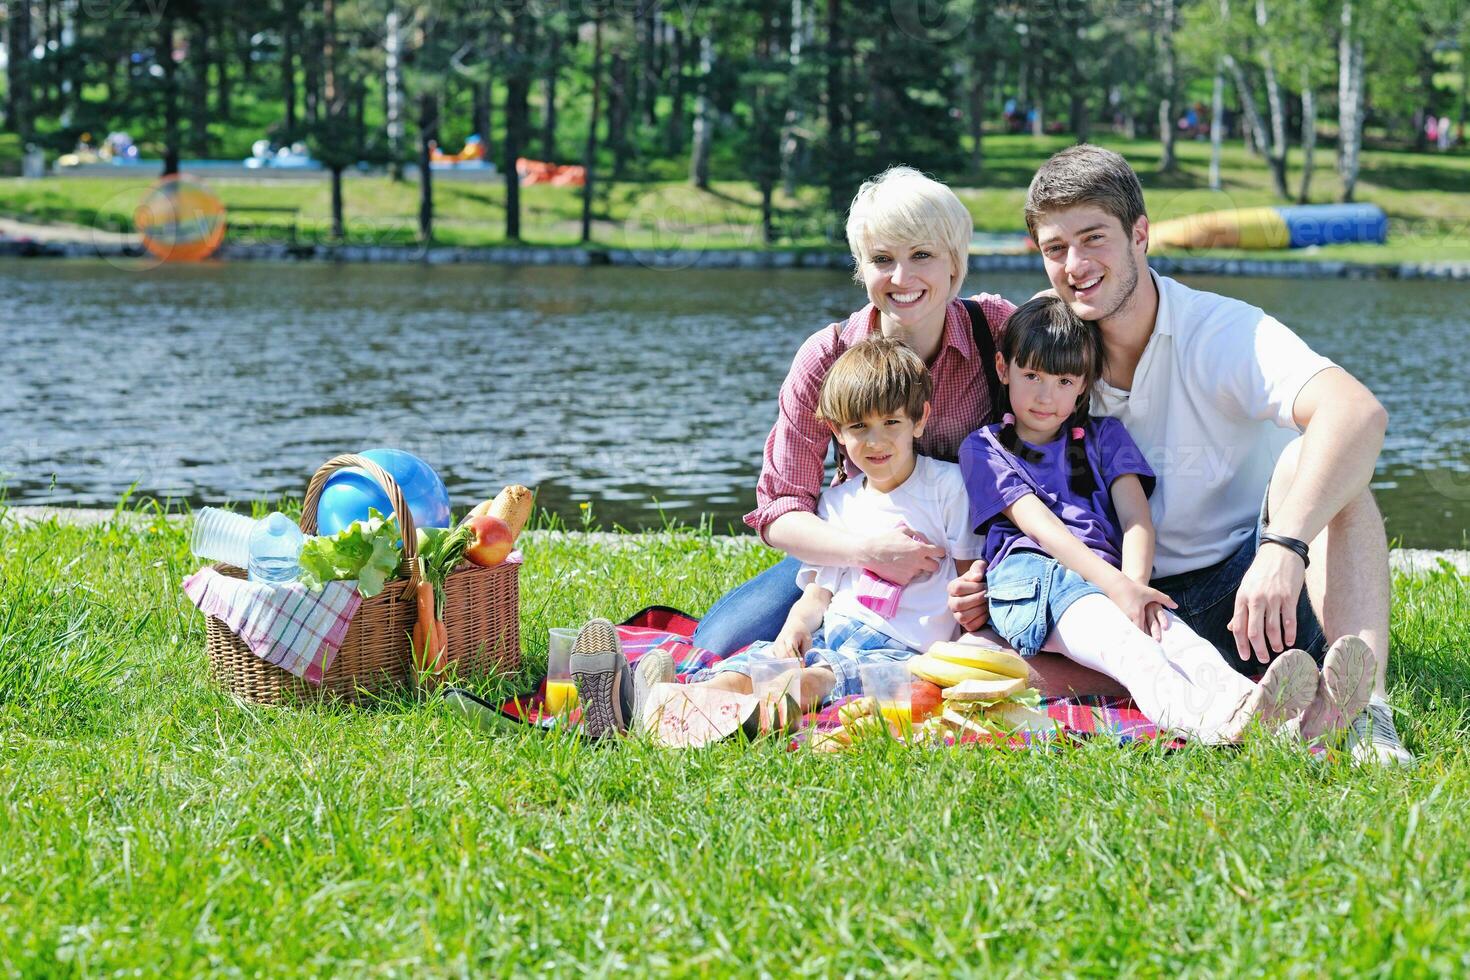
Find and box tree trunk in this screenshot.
[7,0,32,139]
[418,92,437,243]
[1209,65,1225,190]
[303,20,319,128]
[282,3,297,137]
[330,167,345,241]
[506,61,531,241]
[967,77,985,174]
[1227,55,1271,170]
[825,0,844,213]
[665,27,686,155]
[1297,71,1316,203]
[1157,0,1178,172]
[1158,0,1181,172]
[191,16,212,156]
[160,13,180,175]
[385,7,403,179]
[1260,49,1289,198]
[608,52,628,179]
[1071,90,1090,144]
[1336,0,1363,202]
[690,34,713,189]
[780,0,806,197]
[582,14,604,244]
[324,0,344,241]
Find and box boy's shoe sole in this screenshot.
[1300,635,1376,743]
[570,618,630,739]
[1218,648,1319,742]
[632,648,676,732]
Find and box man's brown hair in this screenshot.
[1023,144,1147,240]
[815,337,932,428]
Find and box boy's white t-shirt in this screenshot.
[797,454,986,652]
[1090,271,1337,577]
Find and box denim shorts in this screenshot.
[704,614,916,702]
[986,550,1105,657]
[1150,488,1325,677]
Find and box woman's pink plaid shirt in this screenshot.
[745,293,1017,543]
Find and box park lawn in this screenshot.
[1,504,1468,974]
[1,134,1468,263]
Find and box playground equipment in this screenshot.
[1150,204,1388,250]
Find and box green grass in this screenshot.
[2,503,1469,974]
[3,134,1469,263]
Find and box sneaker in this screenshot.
[1215,648,1319,742]
[1346,697,1416,767]
[569,618,632,739]
[1300,635,1376,743]
[631,648,676,732]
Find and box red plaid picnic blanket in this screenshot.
[500,606,1163,745]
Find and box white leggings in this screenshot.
[1048,593,1256,738]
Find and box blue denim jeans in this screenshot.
[691,555,804,656]
[986,550,1105,657]
[1150,493,1326,677]
[702,614,915,702]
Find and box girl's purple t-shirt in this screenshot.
[958,416,1156,569]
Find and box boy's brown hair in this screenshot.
[815,337,932,427]
[1024,144,1147,240]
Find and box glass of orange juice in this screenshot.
[544,627,579,716]
[860,661,913,737]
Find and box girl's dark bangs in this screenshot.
[1012,325,1091,378]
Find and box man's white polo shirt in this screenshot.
[1091,270,1336,578]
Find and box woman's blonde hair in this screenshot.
[815,337,932,428]
[845,166,972,299]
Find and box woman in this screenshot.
[693,166,1017,654]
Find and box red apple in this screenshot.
[910,679,943,722]
[464,515,514,567]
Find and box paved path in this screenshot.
[5,505,1466,576]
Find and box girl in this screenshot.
[960,295,1332,742]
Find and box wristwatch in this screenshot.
[1260,531,1311,569]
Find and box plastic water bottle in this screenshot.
[247,512,305,585]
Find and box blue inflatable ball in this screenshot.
[316,448,452,537]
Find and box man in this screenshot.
[949,144,1412,765]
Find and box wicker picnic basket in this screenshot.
[204,453,521,704]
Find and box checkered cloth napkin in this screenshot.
[182,567,362,685]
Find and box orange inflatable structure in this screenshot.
[515,158,586,187]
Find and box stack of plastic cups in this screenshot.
[190,507,258,570]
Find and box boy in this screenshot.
[570,338,985,738]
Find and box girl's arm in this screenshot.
[1110,474,1171,639]
[1111,473,1155,585]
[772,582,833,660]
[1004,493,1175,634]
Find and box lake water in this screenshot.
[3,259,1468,548]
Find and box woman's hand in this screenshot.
[771,625,812,661]
[862,528,944,585]
[1106,578,1177,638]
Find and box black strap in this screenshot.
[961,298,1004,420]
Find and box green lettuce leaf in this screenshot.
[298,509,403,598]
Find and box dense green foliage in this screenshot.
[2,2,1466,217]
[1,506,1467,973]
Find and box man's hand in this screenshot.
[863,528,944,585]
[946,560,990,632]
[771,625,812,661]
[1106,578,1178,637]
[1228,545,1306,663]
